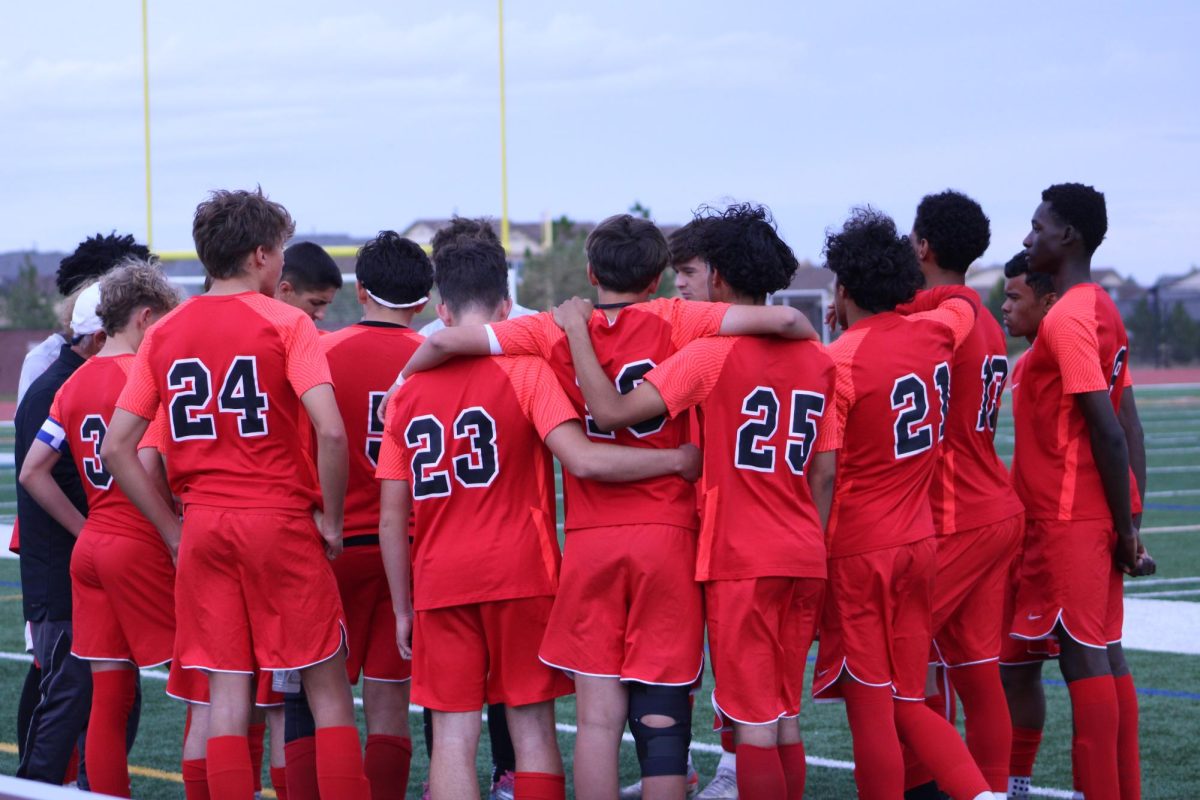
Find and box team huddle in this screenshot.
[11,182,1151,800]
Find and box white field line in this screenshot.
[1125,576,1200,587]
[1146,489,1200,498]
[1125,589,1200,598]
[1147,465,1200,474]
[1140,525,1200,534]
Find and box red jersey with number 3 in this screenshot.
[491,298,728,531]
[117,292,330,511]
[818,298,976,558]
[646,337,836,581]
[1012,283,1131,522]
[38,354,159,544]
[320,322,423,537]
[375,355,578,610]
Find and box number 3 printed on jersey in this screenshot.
[405,407,500,499]
[168,356,269,441]
[892,363,950,459]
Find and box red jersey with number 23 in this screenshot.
[491,298,728,532]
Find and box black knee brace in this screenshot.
[627,683,692,777]
[283,686,316,743]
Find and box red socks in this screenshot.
[182,758,211,800]
[86,669,138,797]
[284,736,319,800]
[1067,675,1120,800]
[950,661,1012,792]
[1010,725,1042,778]
[842,680,903,799]
[315,726,370,799]
[270,765,289,800]
[514,772,566,800]
[894,700,990,800]
[1114,674,1141,800]
[207,735,254,799]
[248,722,266,793]
[364,734,413,800]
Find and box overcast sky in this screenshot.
[2,1,1197,282]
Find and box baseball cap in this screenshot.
[70,281,104,337]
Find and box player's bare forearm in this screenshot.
[400,326,491,379]
[1077,391,1136,571]
[378,481,412,615]
[1118,386,1146,528]
[102,409,182,551]
[806,450,837,532]
[546,422,701,482]
[718,304,818,341]
[301,384,349,557]
[137,447,175,509]
[18,442,85,536]
[561,318,667,431]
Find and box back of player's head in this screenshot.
[912,190,991,273]
[585,214,669,293]
[434,237,509,315]
[823,207,923,313]
[192,188,296,279]
[667,218,715,266]
[1041,183,1107,255]
[430,217,500,262]
[282,242,343,293]
[699,204,798,299]
[97,256,181,336]
[56,232,150,296]
[1003,250,1055,299]
[356,231,433,306]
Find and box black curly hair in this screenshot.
[1042,183,1107,255]
[667,217,715,266]
[430,217,500,261]
[823,207,923,313]
[56,232,150,296]
[912,190,991,274]
[1003,250,1055,299]
[697,204,798,300]
[356,231,434,306]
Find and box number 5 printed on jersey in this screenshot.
[734,387,826,475]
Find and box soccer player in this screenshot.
[1008,184,1151,800]
[668,218,714,302]
[376,235,702,800]
[396,214,817,800]
[19,260,180,797]
[812,207,992,800]
[556,204,836,800]
[903,191,1024,797]
[277,241,344,322]
[100,188,368,799]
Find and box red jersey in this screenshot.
[899,286,1022,534]
[1012,284,1131,521]
[38,354,159,545]
[491,298,728,531]
[320,322,424,537]
[375,355,578,610]
[117,292,330,512]
[819,298,976,558]
[646,337,835,581]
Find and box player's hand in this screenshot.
[395,611,413,661]
[552,297,594,331]
[676,443,703,483]
[314,509,343,561]
[1130,539,1157,577]
[1114,529,1138,575]
[376,382,399,425]
[824,303,837,330]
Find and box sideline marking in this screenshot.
[1140,525,1200,534]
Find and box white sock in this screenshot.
[717,750,736,771]
[1009,775,1032,797]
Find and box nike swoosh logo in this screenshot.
[1026,613,1042,620]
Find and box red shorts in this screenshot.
[412,595,572,712]
[174,506,346,673]
[1010,519,1123,649]
[1000,525,1059,665]
[930,514,1023,667]
[706,577,824,726]
[333,543,411,684]
[814,538,937,701]
[70,529,175,667]
[539,524,704,685]
[166,664,284,708]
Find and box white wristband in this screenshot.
[485,324,503,356]
[393,372,406,388]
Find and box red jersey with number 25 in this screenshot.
[375,355,578,610]
[491,298,728,532]
[646,337,836,581]
[818,297,977,558]
[39,355,159,544]
[320,322,424,537]
[117,292,330,511]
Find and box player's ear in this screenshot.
[277,279,294,298]
[644,274,661,295]
[1041,292,1059,311]
[497,296,513,321]
[913,236,931,264]
[586,263,599,287]
[436,302,453,326]
[356,283,369,306]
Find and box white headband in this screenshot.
[365,289,428,309]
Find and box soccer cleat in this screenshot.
[490,769,516,800]
[696,763,738,799]
[618,765,701,799]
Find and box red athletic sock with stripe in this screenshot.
[514,772,566,800]
[736,744,786,799]
[270,766,289,800]
[894,699,990,800]
[247,722,266,793]
[842,680,903,799]
[778,742,807,800]
[86,669,138,797]
[315,726,370,799]
[207,735,255,799]
[950,661,1012,792]
[1113,674,1141,800]
[182,759,211,800]
[284,736,319,800]
[364,734,412,799]
[1067,676,1120,800]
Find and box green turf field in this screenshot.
[0,384,1195,798]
